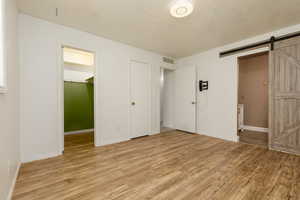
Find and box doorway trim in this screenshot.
[159,66,176,133]
[57,44,98,153]
[236,47,270,140]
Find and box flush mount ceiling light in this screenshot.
[170,0,194,18]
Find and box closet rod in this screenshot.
[219,30,300,57]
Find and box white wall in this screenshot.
[162,69,175,128]
[19,14,165,163]
[0,0,20,199]
[176,23,300,142]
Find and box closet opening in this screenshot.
[237,52,269,147]
[62,46,96,152]
[160,68,176,133]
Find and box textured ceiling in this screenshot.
[17,0,300,58]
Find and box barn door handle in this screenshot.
[131,102,136,106]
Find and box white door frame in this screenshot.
[159,66,176,132]
[57,44,98,153]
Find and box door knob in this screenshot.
[192,101,196,105]
[131,102,136,106]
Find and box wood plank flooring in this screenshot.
[13,131,300,200]
[64,132,94,151]
[239,130,268,148]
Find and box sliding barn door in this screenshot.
[130,61,151,138]
[270,37,300,155]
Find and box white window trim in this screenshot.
[0,0,6,94]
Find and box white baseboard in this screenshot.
[242,125,268,133]
[196,131,238,143]
[7,163,21,200]
[22,151,60,163]
[64,129,94,135]
[149,131,160,135]
[100,138,130,147]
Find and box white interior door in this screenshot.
[130,61,151,138]
[175,66,197,133]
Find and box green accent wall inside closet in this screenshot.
[64,81,94,132]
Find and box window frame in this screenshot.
[0,0,6,94]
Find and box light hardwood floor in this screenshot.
[239,130,268,148]
[13,131,300,200]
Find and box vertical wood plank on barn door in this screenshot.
[269,36,300,155]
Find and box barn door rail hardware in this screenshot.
[199,80,208,92]
[219,30,300,57]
